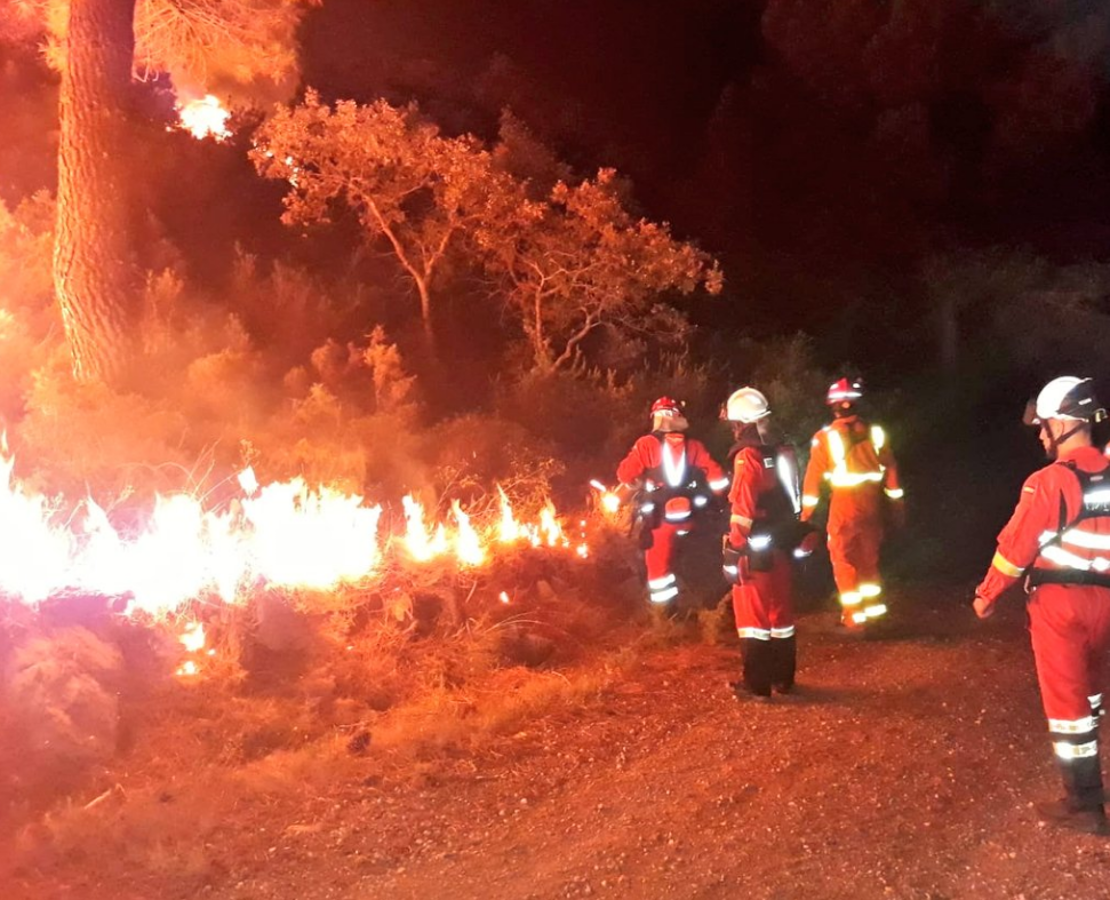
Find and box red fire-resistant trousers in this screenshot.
[731,551,796,695]
[645,520,688,578]
[643,520,690,603]
[731,551,794,636]
[1028,584,1110,722]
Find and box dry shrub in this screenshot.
[423,413,563,506]
[5,627,123,771]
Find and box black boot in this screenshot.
[732,638,772,701]
[1037,755,1109,836]
[771,634,797,694]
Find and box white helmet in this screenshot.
[1032,376,1103,423]
[725,387,770,423]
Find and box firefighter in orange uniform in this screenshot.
[801,377,903,628]
[721,388,816,699]
[974,376,1110,834]
[617,397,729,606]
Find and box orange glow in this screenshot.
[0,444,589,617]
[179,621,206,653]
[451,500,486,566]
[590,480,621,514]
[177,94,232,141]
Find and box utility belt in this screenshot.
[723,520,811,574]
[638,486,712,529]
[1027,568,1110,591]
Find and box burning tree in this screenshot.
[251,92,514,354]
[0,0,316,385]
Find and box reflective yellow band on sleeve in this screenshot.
[885,488,904,500]
[730,514,753,528]
[802,495,819,508]
[991,552,1024,579]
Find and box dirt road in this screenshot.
[10,595,1110,900]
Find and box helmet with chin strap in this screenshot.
[1024,376,1105,425]
[1023,376,1106,457]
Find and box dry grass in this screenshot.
[4,564,646,888]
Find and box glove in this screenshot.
[972,592,995,620]
[722,535,748,586]
[795,530,822,558]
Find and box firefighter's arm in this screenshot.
[690,440,730,494]
[880,443,904,502]
[615,437,650,489]
[974,475,1052,610]
[879,442,906,529]
[727,448,759,548]
[800,433,827,523]
[722,449,758,585]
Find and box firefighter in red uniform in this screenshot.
[616,397,729,606]
[801,377,904,629]
[721,388,816,699]
[974,376,1110,835]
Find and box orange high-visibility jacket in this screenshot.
[800,416,902,523]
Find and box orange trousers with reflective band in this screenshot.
[828,489,885,623]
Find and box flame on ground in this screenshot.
[0,449,589,617]
[177,94,232,141]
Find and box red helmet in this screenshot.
[826,377,863,406]
[651,396,684,417]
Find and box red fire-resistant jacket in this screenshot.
[977,445,1110,606]
[729,444,799,547]
[617,433,728,496]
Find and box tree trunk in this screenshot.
[414,275,437,355]
[53,0,139,386]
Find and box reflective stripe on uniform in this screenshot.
[731,514,753,528]
[770,625,795,639]
[1040,545,1110,572]
[648,573,676,590]
[991,552,1025,578]
[802,495,820,508]
[661,443,687,488]
[885,488,904,499]
[737,627,771,641]
[826,428,885,489]
[858,583,882,598]
[1049,717,1098,735]
[1054,740,1099,760]
[864,604,887,618]
[709,477,730,491]
[839,591,862,607]
[871,425,885,452]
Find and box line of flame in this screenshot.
[0,457,585,617]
